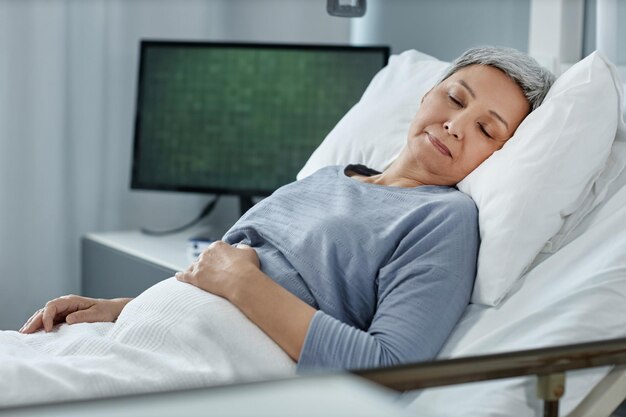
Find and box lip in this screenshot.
[426,133,452,158]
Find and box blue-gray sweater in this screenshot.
[223,165,479,371]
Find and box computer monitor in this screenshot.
[130,40,389,212]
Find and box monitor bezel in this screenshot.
[130,39,390,197]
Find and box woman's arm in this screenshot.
[297,264,471,370]
[175,241,316,361]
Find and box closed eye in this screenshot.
[478,123,493,139]
[448,94,463,108]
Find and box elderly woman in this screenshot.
[20,47,555,371]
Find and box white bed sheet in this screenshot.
[403,180,626,416]
[0,278,295,407]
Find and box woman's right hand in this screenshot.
[19,295,133,334]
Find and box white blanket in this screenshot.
[0,278,296,407]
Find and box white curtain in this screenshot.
[0,0,349,330]
[0,0,220,330]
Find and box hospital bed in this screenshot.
[3,45,626,417]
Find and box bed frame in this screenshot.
[354,337,626,417]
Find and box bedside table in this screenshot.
[81,229,203,298]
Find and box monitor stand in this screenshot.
[189,196,254,242]
[239,196,254,216]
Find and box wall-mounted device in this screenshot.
[327,0,366,17]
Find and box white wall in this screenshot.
[351,0,531,60]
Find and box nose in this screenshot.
[444,116,466,140]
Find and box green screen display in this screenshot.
[131,42,388,195]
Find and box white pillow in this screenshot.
[540,74,626,254]
[458,51,620,306]
[296,50,450,179]
[297,49,622,307]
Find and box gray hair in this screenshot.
[440,46,556,112]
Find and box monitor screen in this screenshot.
[131,41,389,196]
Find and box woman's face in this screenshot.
[405,64,530,186]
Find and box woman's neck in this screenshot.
[354,171,426,188]
[349,160,427,188]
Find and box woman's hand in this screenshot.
[176,240,315,361]
[19,295,132,334]
[175,241,260,300]
[176,241,316,361]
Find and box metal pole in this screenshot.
[544,400,559,417]
[537,373,565,417]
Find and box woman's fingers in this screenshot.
[19,310,44,334]
[175,262,195,281]
[65,309,97,325]
[31,297,70,333]
[42,303,59,332]
[19,295,102,334]
[176,270,194,284]
[21,309,42,329]
[235,244,260,268]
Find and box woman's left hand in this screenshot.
[175,241,260,300]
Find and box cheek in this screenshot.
[409,107,437,134]
[407,115,422,137]
[463,141,499,172]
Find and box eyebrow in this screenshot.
[458,79,510,130]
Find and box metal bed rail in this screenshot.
[353,337,626,417]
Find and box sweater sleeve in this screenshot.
[297,200,478,371]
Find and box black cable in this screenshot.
[140,195,220,236]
